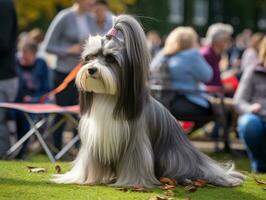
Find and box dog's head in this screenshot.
[76,15,150,120]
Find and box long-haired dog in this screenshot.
[52,15,244,188]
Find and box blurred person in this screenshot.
[14,40,50,159]
[146,30,162,58]
[150,27,213,124]
[241,32,264,73]
[43,0,94,150]
[200,23,235,142]
[228,34,245,72]
[0,0,18,158]
[234,36,266,173]
[28,28,44,45]
[241,28,253,49]
[200,23,233,88]
[90,0,114,36]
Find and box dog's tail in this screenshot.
[148,98,245,187]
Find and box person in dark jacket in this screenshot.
[14,40,50,159]
[0,0,18,158]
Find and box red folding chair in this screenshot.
[0,103,79,162]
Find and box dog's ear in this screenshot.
[112,15,150,120]
[79,91,93,115]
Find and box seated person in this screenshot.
[14,40,50,159]
[233,36,266,173]
[150,27,214,125]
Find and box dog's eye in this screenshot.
[105,54,116,63]
[84,55,97,62]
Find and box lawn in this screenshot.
[0,154,266,200]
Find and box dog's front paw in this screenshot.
[51,173,84,184]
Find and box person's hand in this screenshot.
[67,44,83,55]
[249,103,262,113]
[23,95,33,103]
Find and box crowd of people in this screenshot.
[0,0,265,173]
[149,24,266,173]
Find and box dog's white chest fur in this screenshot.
[79,95,130,164]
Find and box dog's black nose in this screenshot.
[88,67,97,75]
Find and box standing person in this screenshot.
[233,36,266,173]
[43,0,94,150]
[90,0,114,36]
[0,0,18,158]
[150,27,213,124]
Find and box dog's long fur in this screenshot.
[52,15,244,188]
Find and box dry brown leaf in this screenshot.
[117,185,150,193]
[117,188,129,192]
[184,185,197,192]
[164,190,175,197]
[130,187,150,193]
[55,165,61,174]
[159,177,177,186]
[160,184,176,190]
[254,178,266,185]
[27,166,47,173]
[193,179,208,187]
[148,196,167,200]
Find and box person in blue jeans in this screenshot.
[237,114,266,172]
[234,36,266,172]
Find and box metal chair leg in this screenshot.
[24,113,56,163]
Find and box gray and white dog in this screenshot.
[52,15,244,188]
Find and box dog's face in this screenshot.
[77,16,151,119]
[76,35,124,95]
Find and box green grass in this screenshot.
[0,154,266,200]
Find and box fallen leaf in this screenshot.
[117,185,150,193]
[148,196,167,200]
[164,190,175,197]
[27,166,46,173]
[55,165,61,174]
[117,188,129,192]
[159,177,177,186]
[130,187,150,193]
[184,185,197,192]
[254,178,266,185]
[160,184,176,190]
[193,179,207,187]
[184,197,192,200]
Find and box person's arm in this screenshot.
[0,0,15,53]
[233,68,255,114]
[43,11,69,56]
[31,59,51,103]
[191,50,213,83]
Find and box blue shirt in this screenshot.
[150,48,213,108]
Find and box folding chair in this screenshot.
[0,103,79,162]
